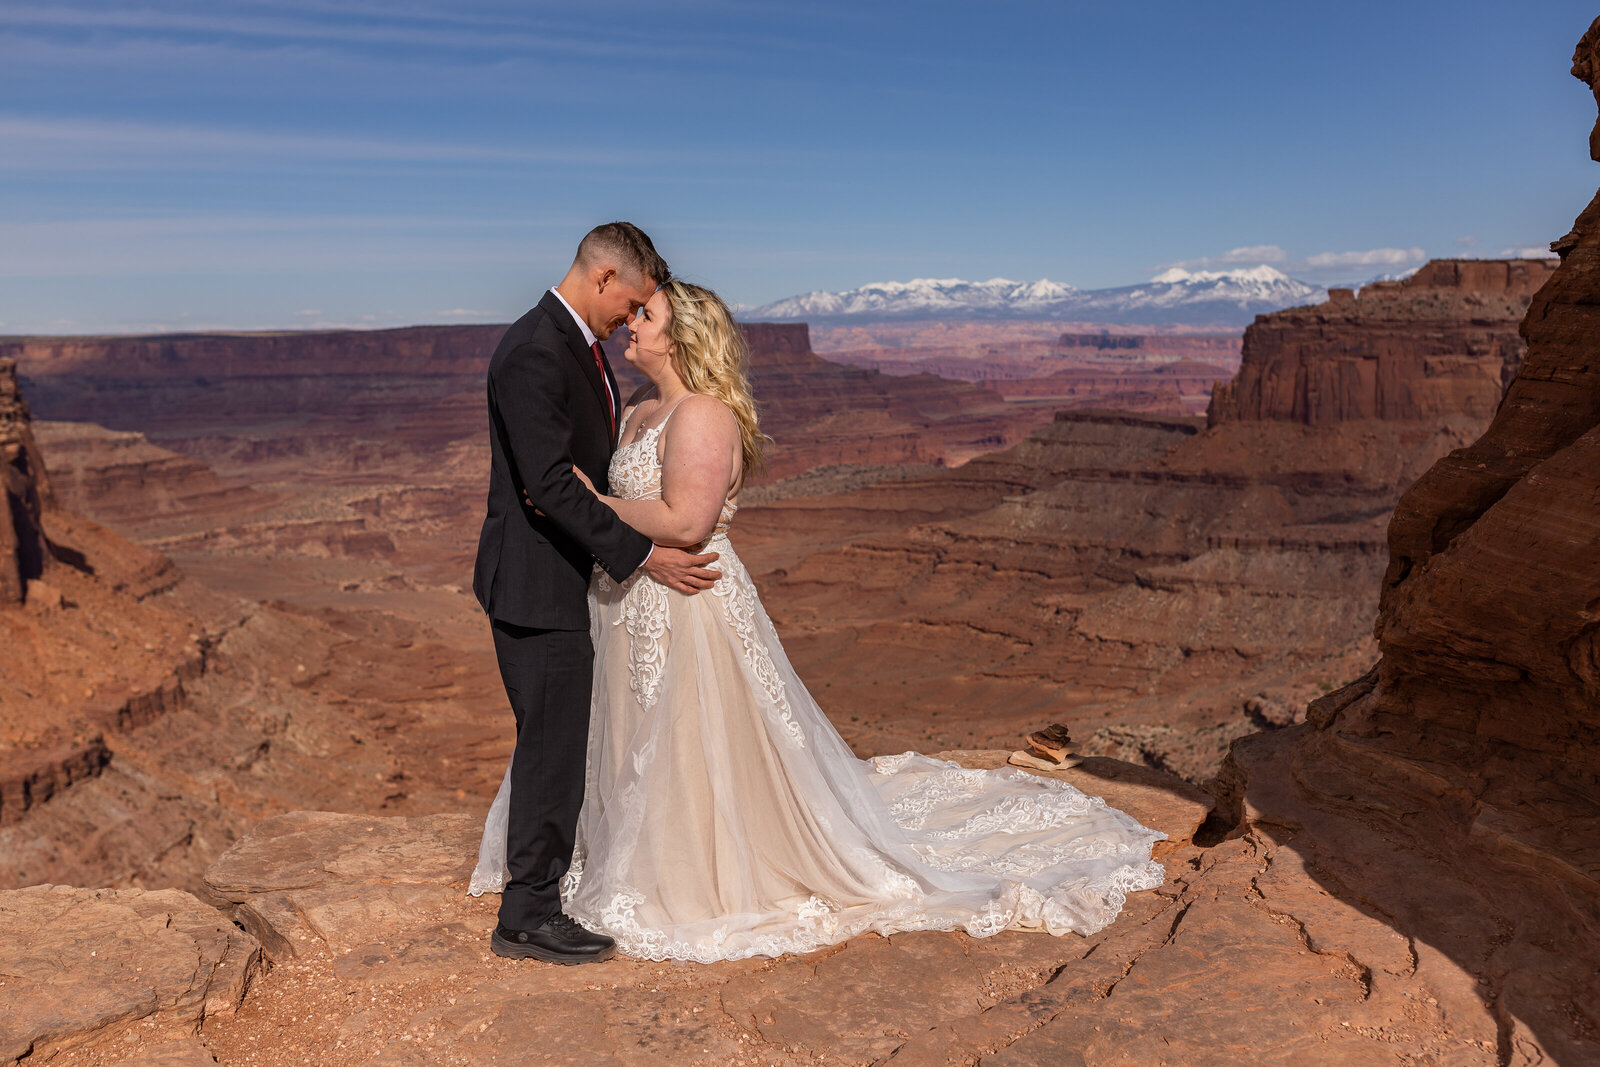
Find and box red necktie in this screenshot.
[591,341,616,438]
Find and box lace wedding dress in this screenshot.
[470,406,1166,962]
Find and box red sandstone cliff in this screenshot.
[745,262,1550,774]
[9,321,1050,486]
[1211,24,1600,1062]
[1208,258,1555,427]
[0,358,53,604]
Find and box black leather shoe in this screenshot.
[491,914,616,964]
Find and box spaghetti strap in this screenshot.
[655,393,696,432]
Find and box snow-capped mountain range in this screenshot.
[743,266,1326,327]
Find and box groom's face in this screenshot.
[592,268,659,341]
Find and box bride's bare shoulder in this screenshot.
[664,393,738,441]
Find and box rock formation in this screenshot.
[1208,258,1555,427]
[15,740,1538,1065]
[8,322,1050,487]
[0,884,258,1063]
[32,421,271,543]
[740,259,1550,776]
[0,368,515,895]
[0,358,52,604]
[1210,22,1600,1062]
[813,322,1243,418]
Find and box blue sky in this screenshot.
[2,1,1596,333]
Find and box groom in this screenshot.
[473,222,720,964]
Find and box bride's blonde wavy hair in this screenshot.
[662,279,768,475]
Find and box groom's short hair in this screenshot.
[576,222,670,287]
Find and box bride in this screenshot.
[471,279,1166,962]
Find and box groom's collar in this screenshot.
[548,286,597,349]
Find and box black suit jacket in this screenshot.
[473,290,652,630]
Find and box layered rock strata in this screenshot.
[33,421,271,543]
[1208,258,1555,427]
[0,358,52,604]
[0,370,514,893]
[0,884,258,1064]
[741,259,1551,777]
[8,322,1049,486]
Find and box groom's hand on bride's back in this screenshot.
[642,545,721,594]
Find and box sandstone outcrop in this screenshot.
[1,360,202,834]
[736,259,1555,779]
[9,322,1049,487]
[1208,258,1555,427]
[0,884,258,1064]
[0,357,52,604]
[33,421,271,543]
[0,368,518,895]
[1209,23,1600,1063]
[7,750,1505,1065]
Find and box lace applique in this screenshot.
[870,752,916,774]
[886,762,992,830]
[927,790,1098,840]
[851,847,922,900]
[596,885,859,963]
[618,575,669,710]
[559,848,586,904]
[964,897,1012,938]
[711,547,804,749]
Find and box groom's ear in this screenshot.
[594,266,618,293]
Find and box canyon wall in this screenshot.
[744,259,1551,776]
[0,358,52,603]
[9,320,1050,485]
[1291,29,1600,857]
[1205,26,1600,1061]
[1208,258,1555,427]
[2,325,503,428]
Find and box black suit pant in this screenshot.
[492,619,594,931]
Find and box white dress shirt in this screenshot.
[549,286,651,567]
[549,286,617,427]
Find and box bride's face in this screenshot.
[625,288,675,378]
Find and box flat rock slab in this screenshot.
[205,810,479,899]
[0,884,258,1065]
[205,810,479,962]
[187,755,1518,1064]
[193,829,1507,1066]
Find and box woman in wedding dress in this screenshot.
[471,280,1166,962]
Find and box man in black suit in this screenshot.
[473,222,719,964]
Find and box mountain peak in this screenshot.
[745,267,1322,327]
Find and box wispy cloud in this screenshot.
[1156,244,1431,283]
[0,4,617,58]
[0,115,626,173]
[1302,247,1426,269]
[0,213,582,276]
[1499,245,1559,259]
[1157,245,1287,272]
[0,2,774,70]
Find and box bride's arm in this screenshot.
[597,395,740,545]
